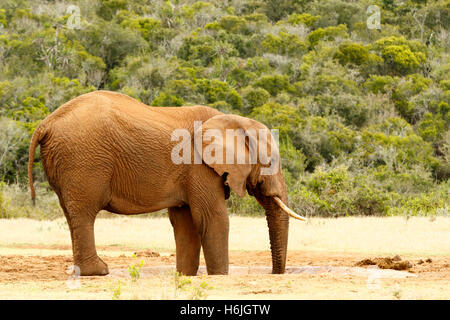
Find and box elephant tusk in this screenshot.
[273,197,307,221]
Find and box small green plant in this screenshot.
[393,288,402,300]
[173,272,212,300]
[189,279,213,300]
[174,271,192,290]
[128,258,144,282]
[112,281,123,300]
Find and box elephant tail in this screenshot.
[28,124,44,205]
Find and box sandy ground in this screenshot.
[0,216,448,299]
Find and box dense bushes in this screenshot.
[0,0,448,218]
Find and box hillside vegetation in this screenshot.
[0,0,448,218]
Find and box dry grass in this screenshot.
[0,216,448,256]
[0,275,444,300]
[0,273,448,300]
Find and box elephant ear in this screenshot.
[195,114,276,198]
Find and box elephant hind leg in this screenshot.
[61,199,109,276]
[54,171,112,276]
[168,206,201,276]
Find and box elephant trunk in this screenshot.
[250,172,306,274]
[256,190,306,273]
[265,198,290,274]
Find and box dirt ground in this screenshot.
[0,216,448,299]
[0,246,448,299]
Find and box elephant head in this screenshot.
[195,114,306,274]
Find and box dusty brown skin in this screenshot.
[28,90,290,276]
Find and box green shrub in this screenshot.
[261,32,307,57]
[178,35,218,66]
[307,24,348,48]
[241,86,270,113]
[290,166,389,217]
[0,182,10,218]
[250,102,303,138]
[357,126,435,170]
[417,112,446,143]
[370,37,427,75]
[391,74,433,123]
[0,183,62,220]
[96,0,127,21]
[227,193,264,216]
[313,93,369,127]
[334,42,370,66]
[253,75,290,96]
[284,13,320,27]
[151,92,185,106]
[195,79,243,109]
[364,75,395,94]
[0,0,447,219]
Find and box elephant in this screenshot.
[28,90,306,276]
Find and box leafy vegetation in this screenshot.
[0,0,448,217]
[174,271,212,300]
[128,255,144,281]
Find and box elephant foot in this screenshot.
[206,268,228,275]
[77,256,109,276]
[176,266,199,276]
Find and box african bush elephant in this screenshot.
[28,90,305,276]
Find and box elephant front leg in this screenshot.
[199,211,229,275]
[189,199,229,275]
[169,206,201,276]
